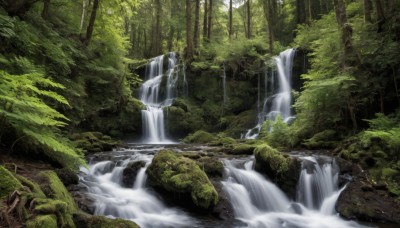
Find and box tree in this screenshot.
[246,0,251,39]
[207,0,213,40]
[296,0,306,24]
[363,0,372,23]
[41,0,50,20]
[85,0,100,46]
[229,0,233,39]
[203,0,208,41]
[186,0,194,60]
[194,0,200,48]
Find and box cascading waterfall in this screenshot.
[222,156,364,228]
[139,52,179,144]
[242,48,296,139]
[79,148,193,228]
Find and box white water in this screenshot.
[79,148,193,228]
[222,157,364,228]
[139,53,179,144]
[242,48,296,139]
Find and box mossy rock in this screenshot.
[26,214,58,228]
[303,130,339,149]
[71,132,120,153]
[182,130,216,144]
[254,144,290,176]
[229,144,256,155]
[37,171,77,213]
[196,157,224,177]
[146,150,219,209]
[209,136,237,146]
[0,165,23,199]
[73,212,139,228]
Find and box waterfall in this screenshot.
[79,149,193,228]
[139,52,179,144]
[242,48,296,139]
[222,156,364,228]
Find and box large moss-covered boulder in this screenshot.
[0,166,22,199]
[146,150,219,209]
[71,132,120,153]
[26,214,58,228]
[254,144,301,199]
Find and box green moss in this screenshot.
[197,157,224,177]
[254,144,290,176]
[37,171,77,212]
[26,215,58,228]
[147,150,219,209]
[74,213,139,228]
[382,168,399,178]
[14,175,46,198]
[182,130,216,144]
[303,130,338,149]
[33,198,69,214]
[71,132,120,153]
[0,165,23,199]
[230,144,256,155]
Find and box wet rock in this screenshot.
[73,212,139,228]
[122,161,146,187]
[55,168,79,186]
[197,157,224,178]
[211,181,234,220]
[336,161,400,224]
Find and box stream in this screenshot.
[77,144,368,228]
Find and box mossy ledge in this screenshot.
[0,165,23,199]
[146,150,219,210]
[254,144,301,199]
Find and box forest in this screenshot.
[0,0,400,227]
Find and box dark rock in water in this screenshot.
[211,181,235,220]
[71,191,96,214]
[122,161,146,187]
[336,160,400,224]
[290,203,303,215]
[55,168,79,186]
[196,157,224,178]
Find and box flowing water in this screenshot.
[79,145,366,228]
[222,64,228,105]
[222,156,364,228]
[242,48,296,139]
[139,53,179,144]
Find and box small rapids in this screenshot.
[79,148,193,228]
[221,157,365,228]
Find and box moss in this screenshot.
[33,198,69,214]
[14,175,46,198]
[73,213,139,228]
[182,130,216,144]
[37,171,77,213]
[382,168,399,178]
[254,144,290,176]
[303,130,338,149]
[26,214,58,228]
[230,144,256,155]
[209,136,237,146]
[71,132,120,153]
[196,157,224,177]
[0,165,23,199]
[146,150,219,209]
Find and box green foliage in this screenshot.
[182,130,216,144]
[26,215,58,228]
[259,115,293,148]
[147,150,219,209]
[0,165,23,199]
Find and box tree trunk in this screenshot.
[155,0,162,54]
[229,0,233,39]
[203,0,208,41]
[333,0,354,67]
[168,25,174,52]
[5,0,38,16]
[186,0,194,61]
[41,0,50,19]
[374,0,385,31]
[207,0,213,40]
[246,0,251,39]
[79,0,87,33]
[85,0,99,46]
[194,0,200,48]
[363,0,372,23]
[296,0,306,24]
[264,0,275,53]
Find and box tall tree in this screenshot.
[79,0,88,33]
[229,0,233,39]
[374,0,385,31]
[85,0,100,46]
[203,0,208,40]
[246,0,251,39]
[296,0,307,24]
[207,0,213,40]
[186,0,194,60]
[194,0,200,48]
[363,0,372,23]
[263,0,276,53]
[41,0,50,20]
[153,0,162,55]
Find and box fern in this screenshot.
[0,70,84,168]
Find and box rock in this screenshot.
[336,162,400,224]
[211,181,234,220]
[229,144,256,155]
[0,166,23,199]
[73,212,139,228]
[122,161,146,187]
[196,157,224,178]
[146,150,219,210]
[55,168,79,186]
[182,130,216,144]
[254,144,301,199]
